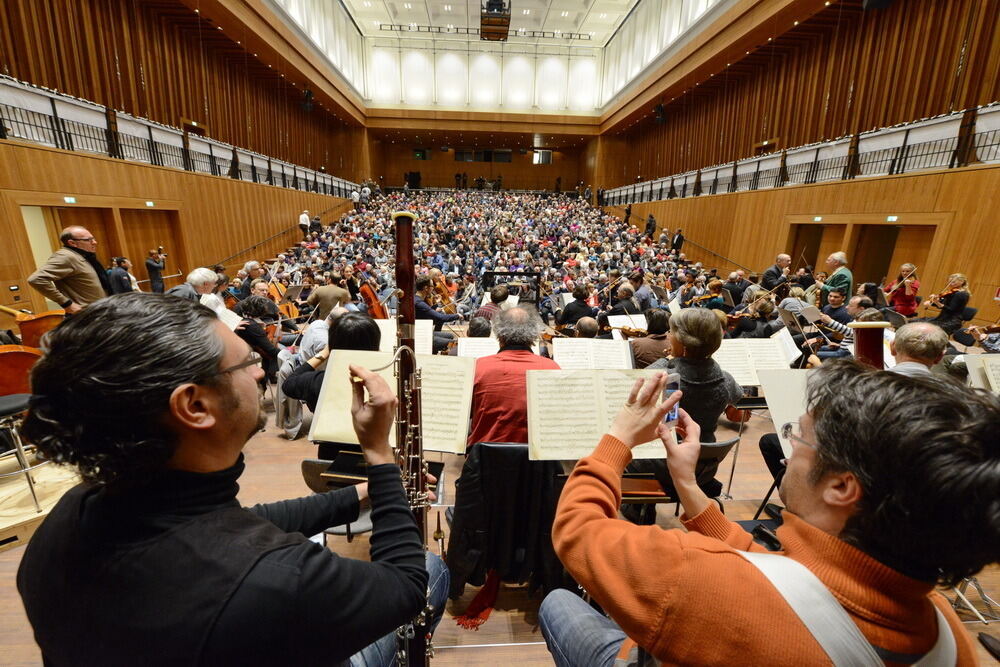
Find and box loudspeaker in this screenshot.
[301,89,314,112]
[862,0,893,9]
[654,103,666,124]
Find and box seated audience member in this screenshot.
[233,295,280,383]
[629,309,670,369]
[474,285,509,321]
[415,275,463,353]
[540,363,997,665]
[889,322,948,377]
[467,306,560,446]
[17,293,448,666]
[637,309,742,498]
[574,317,599,339]
[556,285,598,329]
[165,267,219,302]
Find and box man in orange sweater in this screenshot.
[541,361,998,665]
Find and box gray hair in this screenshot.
[829,251,848,266]
[669,308,723,359]
[894,323,948,362]
[493,306,543,347]
[187,267,219,288]
[243,260,261,273]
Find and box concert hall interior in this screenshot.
[1,0,999,664]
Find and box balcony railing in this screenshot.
[603,103,1000,207]
[0,75,360,198]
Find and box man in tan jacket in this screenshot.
[306,281,351,320]
[28,226,109,314]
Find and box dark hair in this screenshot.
[854,295,874,310]
[645,308,669,335]
[828,288,847,298]
[114,257,129,267]
[235,295,273,319]
[572,285,588,301]
[806,361,1000,586]
[467,317,492,337]
[416,276,432,291]
[328,313,381,351]
[490,285,509,304]
[22,293,226,488]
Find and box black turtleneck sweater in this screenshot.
[17,456,428,666]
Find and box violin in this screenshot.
[684,293,714,307]
[610,325,648,339]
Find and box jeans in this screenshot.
[348,552,450,667]
[816,346,852,361]
[539,589,626,667]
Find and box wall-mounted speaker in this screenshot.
[301,89,314,112]
[654,103,666,124]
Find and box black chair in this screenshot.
[961,306,978,323]
[621,438,739,525]
[0,394,50,514]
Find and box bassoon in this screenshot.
[391,210,433,666]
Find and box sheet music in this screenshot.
[965,355,989,390]
[668,297,682,315]
[771,326,802,365]
[374,319,433,355]
[211,304,244,331]
[981,356,1000,394]
[757,369,813,458]
[552,338,633,369]
[310,350,475,454]
[456,337,500,358]
[559,293,574,309]
[714,340,760,386]
[415,354,476,453]
[745,338,794,371]
[526,369,665,460]
[608,314,648,341]
[479,294,519,309]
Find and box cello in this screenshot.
[0,305,65,348]
[359,279,388,319]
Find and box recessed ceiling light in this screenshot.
[363,1,371,5]
[522,9,530,14]
[599,13,607,18]
[404,2,412,8]
[446,23,453,28]
[444,4,451,9]
[560,10,568,17]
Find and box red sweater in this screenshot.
[553,435,977,665]
[467,350,560,447]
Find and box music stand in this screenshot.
[279,285,304,304]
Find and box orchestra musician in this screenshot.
[761,253,792,291]
[884,263,920,317]
[917,273,970,335]
[16,293,449,665]
[415,274,463,353]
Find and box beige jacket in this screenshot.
[28,247,107,308]
[307,285,350,319]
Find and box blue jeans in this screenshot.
[816,345,852,361]
[348,552,450,666]
[539,589,627,667]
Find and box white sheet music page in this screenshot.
[745,338,793,372]
[526,369,666,460]
[757,369,813,458]
[714,340,760,386]
[980,356,1000,394]
[771,327,802,365]
[456,337,501,358]
[552,338,634,369]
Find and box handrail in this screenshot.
[603,103,1000,206]
[0,74,361,196]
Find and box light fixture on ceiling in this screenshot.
[599,13,607,18]
[404,2,412,8]
[522,9,530,14]
[444,3,452,9]
[560,10,568,17]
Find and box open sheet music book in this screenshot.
[479,294,519,309]
[713,337,799,386]
[558,292,574,309]
[373,319,433,355]
[608,314,648,340]
[551,338,634,369]
[309,349,475,454]
[756,369,813,458]
[668,296,682,315]
[212,305,244,331]
[526,369,669,460]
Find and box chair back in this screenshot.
[697,437,739,464]
[0,345,42,396]
[961,306,978,322]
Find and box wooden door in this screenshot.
[119,209,185,290]
[816,224,847,272]
[788,224,823,271]
[852,225,901,286]
[51,207,114,267]
[886,225,936,287]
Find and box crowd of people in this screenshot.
[15,189,1000,666]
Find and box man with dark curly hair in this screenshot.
[17,292,448,666]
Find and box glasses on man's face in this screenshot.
[73,237,96,243]
[210,354,263,379]
[780,421,818,450]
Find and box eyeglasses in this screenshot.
[72,237,96,242]
[780,421,818,450]
[210,354,263,378]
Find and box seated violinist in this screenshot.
[629,309,670,369]
[884,263,920,317]
[233,295,280,384]
[556,285,598,330]
[415,275,463,353]
[729,296,778,339]
[697,280,727,311]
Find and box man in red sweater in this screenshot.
[467,305,559,447]
[541,361,998,665]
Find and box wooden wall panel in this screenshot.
[0,0,365,180]
[603,0,1000,188]
[372,143,582,191]
[0,140,347,313]
[624,165,1000,325]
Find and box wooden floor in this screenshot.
[1,406,998,665]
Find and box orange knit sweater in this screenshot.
[552,435,977,666]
